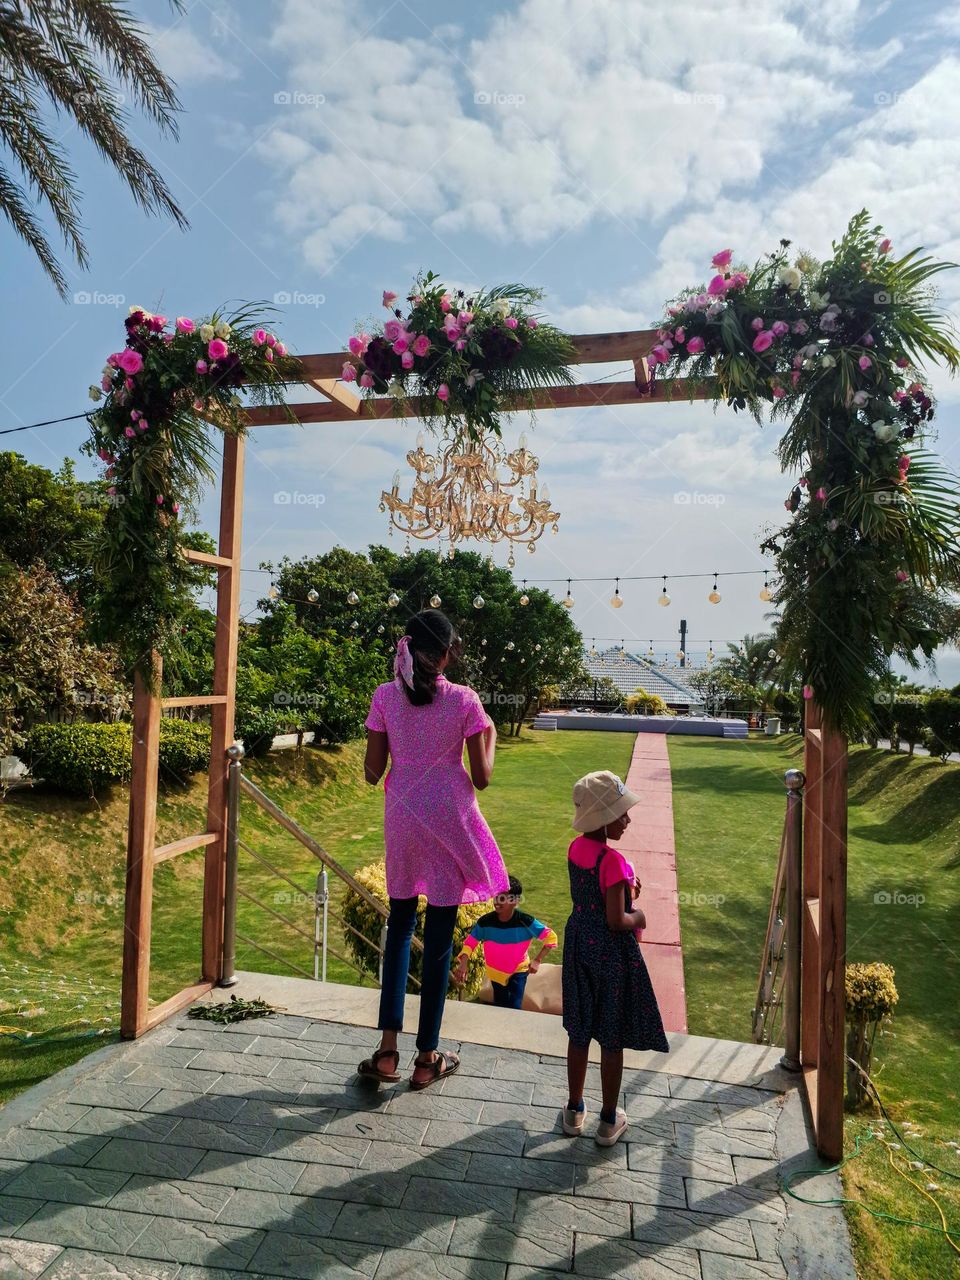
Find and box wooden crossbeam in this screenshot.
[182,548,233,568]
[154,832,218,865]
[161,695,229,709]
[310,377,361,414]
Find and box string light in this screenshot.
[647,640,654,658]
[708,572,721,604]
[760,573,772,602]
[473,595,485,609]
[346,590,359,605]
[519,579,529,606]
[658,576,671,607]
[707,642,715,662]
[386,592,399,608]
[430,593,442,607]
[563,579,575,609]
[610,577,623,609]
[307,588,319,603]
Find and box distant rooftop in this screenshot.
[575,649,702,706]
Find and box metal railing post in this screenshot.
[314,869,328,982]
[781,767,805,1071]
[220,742,244,987]
[378,923,388,986]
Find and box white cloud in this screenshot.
[147,23,239,84]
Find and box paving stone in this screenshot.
[626,1095,723,1127]
[295,1082,396,1113]
[504,1270,568,1279]
[65,1084,161,1112]
[516,1189,630,1236]
[718,1104,779,1133]
[699,1254,787,1279]
[128,1046,202,1069]
[233,1098,337,1132]
[572,1236,700,1278]
[14,1203,153,1254]
[685,1178,787,1223]
[0,1131,108,1168]
[261,1130,370,1167]
[164,1118,275,1156]
[186,1050,281,1079]
[521,1132,627,1166]
[402,1175,517,1219]
[321,1041,391,1067]
[387,1091,482,1124]
[189,1151,307,1194]
[529,1084,605,1113]
[571,1163,686,1209]
[326,1111,428,1146]
[669,1079,780,1109]
[86,1137,204,1179]
[219,1015,311,1040]
[109,1174,234,1221]
[178,1269,276,1280]
[467,1153,573,1195]
[478,1101,561,1133]
[0,1163,26,1192]
[440,1076,535,1105]
[618,1069,672,1098]
[675,1125,777,1159]
[24,1107,91,1134]
[127,1215,265,1269]
[67,1108,181,1144]
[375,1248,506,1279]
[456,1053,554,1085]
[40,1247,180,1278]
[631,1203,757,1258]
[0,1238,63,1279]
[331,1201,454,1253]
[214,1187,340,1236]
[299,1022,375,1047]
[750,1220,786,1263]
[627,1141,736,1183]
[0,1195,45,1234]
[247,1035,330,1063]
[448,1215,573,1271]
[732,1157,782,1190]
[2,1162,130,1206]
[358,1141,470,1181]
[248,1230,380,1278]
[421,1120,525,1158]
[197,1074,308,1104]
[292,1161,408,1208]
[139,1090,246,1123]
[168,1028,231,1050]
[262,1058,348,1086]
[114,1067,224,1095]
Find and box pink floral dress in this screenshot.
[365,676,508,907]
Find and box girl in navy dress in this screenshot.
[562,770,669,1146]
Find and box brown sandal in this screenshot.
[357,1047,401,1083]
[409,1050,460,1091]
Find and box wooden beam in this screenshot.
[244,376,716,427]
[161,696,229,709]
[120,652,162,1039]
[310,377,361,414]
[181,548,233,568]
[141,982,214,1034]
[154,832,218,866]
[816,718,848,1163]
[202,433,245,983]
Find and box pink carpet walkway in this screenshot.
[619,733,688,1034]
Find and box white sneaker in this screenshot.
[562,1103,587,1137]
[595,1108,628,1146]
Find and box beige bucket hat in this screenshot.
[571,770,642,832]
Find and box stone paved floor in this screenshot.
[0,1008,856,1279]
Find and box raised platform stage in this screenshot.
[533,712,749,738]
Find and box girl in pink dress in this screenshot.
[358,609,507,1089]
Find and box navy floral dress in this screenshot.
[562,845,669,1053]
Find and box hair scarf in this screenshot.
[394,635,415,690]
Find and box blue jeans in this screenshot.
[491,971,528,1010]
[378,896,459,1053]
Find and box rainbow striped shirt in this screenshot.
[459,910,558,985]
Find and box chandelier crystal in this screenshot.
[380,429,560,558]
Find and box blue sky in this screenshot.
[3,0,960,682]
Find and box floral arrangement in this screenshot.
[343,273,575,442]
[845,961,899,1109]
[652,212,960,735]
[84,305,299,678]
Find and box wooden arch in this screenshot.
[120,328,847,1160]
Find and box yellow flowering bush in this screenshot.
[342,861,490,1000]
[845,961,899,1109]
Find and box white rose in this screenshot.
[872,420,897,443]
[129,305,152,318]
[492,299,510,318]
[779,266,802,291]
[215,320,231,339]
[102,364,114,377]
[820,354,836,369]
[88,385,102,401]
[809,291,830,309]
[853,391,870,407]
[199,324,215,342]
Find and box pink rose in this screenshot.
[193,399,204,411]
[274,342,287,357]
[707,274,728,297]
[359,371,374,388]
[265,333,276,347]
[124,378,134,391]
[802,685,814,700]
[896,357,909,368]
[138,420,148,431]
[504,316,518,330]
[791,370,801,386]
[771,321,789,338]
[156,495,164,505]
[341,362,357,382]
[674,328,686,343]
[382,291,398,308]
[107,486,116,496]
[751,317,765,331]
[130,409,140,420]
[401,351,414,370]
[686,335,705,355]
[455,339,466,351]
[264,348,274,363]
[208,338,229,361]
[384,320,402,342]
[253,329,267,345]
[107,352,121,367]
[348,335,367,357]
[527,317,538,329]
[176,317,195,333]
[858,356,872,371]
[440,294,452,312]
[458,311,474,327]
[898,455,910,472]
[117,349,143,375]
[392,337,409,354]
[711,249,734,269]
[752,331,774,353]
[651,344,670,362]
[728,271,748,289]
[195,359,208,374]
[792,320,809,335]
[412,334,430,357]
[124,426,135,438]
[896,569,908,582]
[892,389,906,402]
[772,385,785,399]
[879,238,892,255]
[815,487,827,501]
[437,384,450,402]
[100,375,112,392]
[799,477,808,488]
[172,502,180,514]
[861,334,875,347]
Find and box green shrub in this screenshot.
[235,706,283,758]
[892,698,927,755]
[158,719,211,779]
[342,861,490,999]
[625,687,674,716]
[24,722,131,795]
[925,693,960,761]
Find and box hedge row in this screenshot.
[872,693,960,759]
[24,719,211,796]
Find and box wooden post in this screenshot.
[202,432,246,982]
[817,717,848,1161]
[120,652,162,1038]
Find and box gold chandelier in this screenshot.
[380,429,560,565]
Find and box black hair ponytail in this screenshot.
[403,609,460,706]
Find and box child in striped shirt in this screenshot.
[453,875,558,1009]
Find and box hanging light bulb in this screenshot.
[386,592,400,608]
[759,574,772,603]
[589,638,598,657]
[658,575,670,607]
[377,624,385,634]
[739,643,747,657]
[562,645,569,654]
[610,577,623,609]
[429,594,442,608]
[350,619,359,630]
[563,580,575,609]
[474,595,485,609]
[768,648,778,660]
[481,637,487,646]
[707,643,715,662]
[346,590,359,605]
[267,584,279,600]
[534,643,542,652]
[519,580,529,606]
[307,588,319,603]
[506,640,515,650]
[708,572,721,604]
[647,641,654,658]
[675,650,685,661]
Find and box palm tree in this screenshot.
[0,0,187,295]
